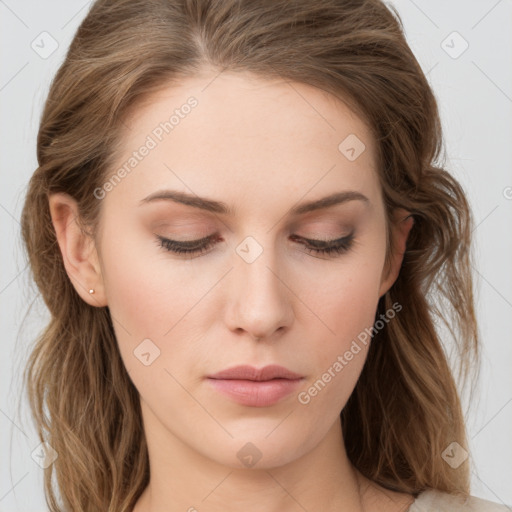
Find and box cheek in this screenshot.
[303,251,385,342]
[101,245,168,334]
[98,226,187,366]
[98,224,223,392]
[294,241,385,394]
[307,276,378,370]
[99,211,204,331]
[293,269,381,415]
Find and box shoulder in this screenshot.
[409,489,511,511]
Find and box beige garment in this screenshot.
[409,489,511,511]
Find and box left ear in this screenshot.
[378,207,414,298]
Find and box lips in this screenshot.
[206,365,304,407]
[207,364,303,381]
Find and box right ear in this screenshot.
[48,192,107,307]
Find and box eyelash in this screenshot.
[156,232,354,258]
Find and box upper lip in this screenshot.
[207,364,303,381]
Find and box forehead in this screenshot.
[104,71,381,215]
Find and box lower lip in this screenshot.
[207,378,303,407]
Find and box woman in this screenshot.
[21,0,509,510]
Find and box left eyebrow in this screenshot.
[289,191,370,215]
[139,189,370,216]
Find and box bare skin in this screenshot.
[50,69,415,512]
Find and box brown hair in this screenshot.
[21,0,479,510]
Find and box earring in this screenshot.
[89,289,95,294]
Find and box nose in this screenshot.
[224,240,294,341]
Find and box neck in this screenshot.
[134,400,365,512]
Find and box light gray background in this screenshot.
[1,1,511,510]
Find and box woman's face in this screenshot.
[93,71,402,469]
